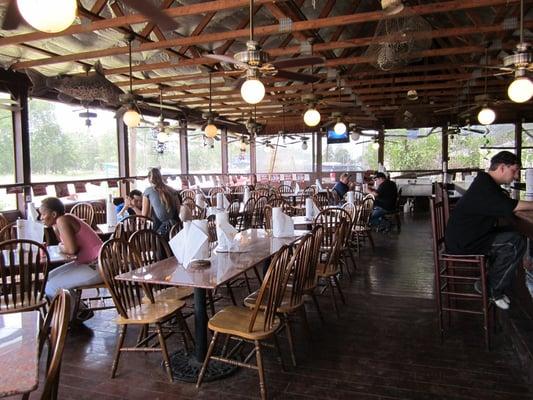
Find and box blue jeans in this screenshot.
[370,206,387,227]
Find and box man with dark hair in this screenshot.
[116,189,143,222]
[332,172,352,200]
[368,172,398,227]
[445,151,533,309]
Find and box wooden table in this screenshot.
[115,228,308,382]
[2,245,74,266]
[281,193,300,206]
[292,215,314,230]
[0,311,40,398]
[96,223,116,238]
[513,211,533,319]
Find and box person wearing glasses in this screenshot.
[367,172,398,228]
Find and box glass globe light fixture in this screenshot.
[508,76,533,103]
[372,141,380,150]
[351,132,360,141]
[477,107,496,125]
[240,140,247,152]
[241,78,265,104]
[381,0,404,15]
[303,108,321,127]
[204,123,218,138]
[123,108,140,128]
[157,132,170,143]
[301,140,308,150]
[334,121,347,135]
[18,0,77,33]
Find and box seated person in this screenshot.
[332,173,352,200]
[445,151,533,309]
[116,189,142,222]
[40,197,103,322]
[367,172,398,226]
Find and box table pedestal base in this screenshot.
[169,349,238,383]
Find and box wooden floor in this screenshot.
[24,214,533,399]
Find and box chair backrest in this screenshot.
[249,245,293,332]
[313,192,329,209]
[207,214,217,244]
[129,229,171,266]
[208,187,225,198]
[0,221,17,242]
[91,201,106,225]
[180,189,196,201]
[0,239,49,313]
[114,215,154,241]
[314,207,351,248]
[299,186,315,206]
[353,191,365,204]
[264,205,273,230]
[321,220,349,275]
[226,201,241,227]
[232,185,246,194]
[278,184,293,194]
[182,197,196,211]
[253,188,271,199]
[304,225,324,291]
[355,196,374,229]
[39,289,70,400]
[433,182,450,223]
[267,196,287,208]
[429,197,447,259]
[285,233,314,308]
[252,195,269,228]
[0,213,8,232]
[329,188,340,205]
[169,220,184,238]
[70,202,95,227]
[191,204,207,220]
[241,197,256,230]
[98,239,143,319]
[341,202,357,223]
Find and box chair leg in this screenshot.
[367,231,375,251]
[155,322,173,382]
[333,275,346,305]
[196,332,219,388]
[348,249,357,273]
[176,311,194,353]
[111,325,128,378]
[255,340,267,400]
[328,278,339,318]
[310,293,325,324]
[283,315,297,367]
[252,265,263,283]
[225,283,237,306]
[207,290,217,315]
[243,271,252,293]
[299,306,313,341]
[272,333,286,372]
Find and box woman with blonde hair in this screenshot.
[142,167,180,236]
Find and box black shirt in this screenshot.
[332,181,349,199]
[375,179,397,211]
[445,171,518,254]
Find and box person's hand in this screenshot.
[124,197,131,208]
[58,243,65,253]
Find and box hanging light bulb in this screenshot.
[157,132,170,143]
[351,132,360,141]
[240,140,247,152]
[508,72,533,103]
[477,106,496,125]
[241,78,265,104]
[334,120,347,135]
[18,0,77,33]
[123,108,140,128]
[303,107,321,127]
[204,123,218,138]
[381,0,404,15]
[301,140,308,150]
[372,141,380,150]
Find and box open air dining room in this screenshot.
[1,0,533,399]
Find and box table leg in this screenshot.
[169,287,237,382]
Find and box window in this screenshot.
[256,135,313,173]
[384,128,442,171]
[228,136,250,174]
[448,124,515,169]
[31,182,120,207]
[523,123,532,169]
[0,92,15,184]
[28,99,119,182]
[0,189,17,212]
[322,135,377,172]
[187,132,222,173]
[129,115,181,176]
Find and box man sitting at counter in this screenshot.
[445,151,533,310]
[367,172,398,228]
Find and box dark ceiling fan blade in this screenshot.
[323,100,354,108]
[2,0,23,30]
[121,0,179,31]
[274,69,319,83]
[214,117,241,127]
[461,64,513,72]
[205,54,248,70]
[434,103,476,114]
[270,56,325,69]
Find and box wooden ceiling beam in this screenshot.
[90,0,108,15]
[9,0,522,69]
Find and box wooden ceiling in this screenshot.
[0,0,532,133]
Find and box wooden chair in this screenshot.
[227,201,241,228]
[114,215,154,242]
[0,239,49,315]
[267,196,287,208]
[191,204,207,220]
[239,197,256,231]
[208,187,225,204]
[302,225,325,323]
[251,195,269,228]
[277,184,293,194]
[91,201,106,226]
[98,239,189,382]
[263,205,273,230]
[196,245,293,400]
[0,212,8,232]
[430,197,493,350]
[206,214,217,244]
[169,220,184,238]
[180,189,196,201]
[316,221,349,317]
[299,186,316,207]
[382,187,402,232]
[244,233,315,366]
[22,290,70,400]
[182,197,196,212]
[70,202,95,227]
[0,221,17,242]
[353,196,375,253]
[312,192,329,210]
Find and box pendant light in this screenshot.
[240,1,265,104]
[205,73,218,138]
[123,36,140,129]
[477,49,496,126]
[18,0,77,33]
[381,0,404,15]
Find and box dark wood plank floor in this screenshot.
[21,214,533,399]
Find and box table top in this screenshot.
[115,228,309,289]
[2,245,74,266]
[96,223,116,236]
[0,311,40,397]
[292,215,314,227]
[515,211,533,238]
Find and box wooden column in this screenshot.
[515,117,523,167]
[180,119,189,175]
[11,79,30,214]
[442,124,449,180]
[221,126,228,175]
[118,120,128,195]
[315,130,322,176]
[377,128,384,167]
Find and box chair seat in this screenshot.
[243,290,304,314]
[208,305,280,340]
[316,262,339,278]
[73,282,106,291]
[143,286,194,304]
[116,299,186,325]
[0,295,47,313]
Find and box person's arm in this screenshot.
[514,200,533,212]
[141,196,151,217]
[116,200,129,218]
[56,216,79,255]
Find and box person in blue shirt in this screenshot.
[332,173,351,200]
[116,189,143,222]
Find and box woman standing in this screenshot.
[142,167,180,236]
[40,197,103,321]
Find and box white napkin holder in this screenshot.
[272,207,294,238]
[27,202,39,222]
[106,194,117,227]
[169,220,209,268]
[315,179,324,191]
[243,186,251,204]
[346,191,355,204]
[16,219,44,243]
[305,197,314,221]
[293,182,300,195]
[195,193,206,209]
[215,212,239,252]
[216,193,230,210]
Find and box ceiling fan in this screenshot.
[205,0,324,104]
[1,0,178,32]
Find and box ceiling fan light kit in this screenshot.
[301,140,308,150]
[351,132,360,141]
[123,108,141,128]
[407,89,418,101]
[241,72,265,104]
[381,0,404,15]
[508,71,533,103]
[304,107,321,127]
[204,123,218,138]
[372,141,380,150]
[17,0,77,33]
[477,106,496,125]
[334,120,347,135]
